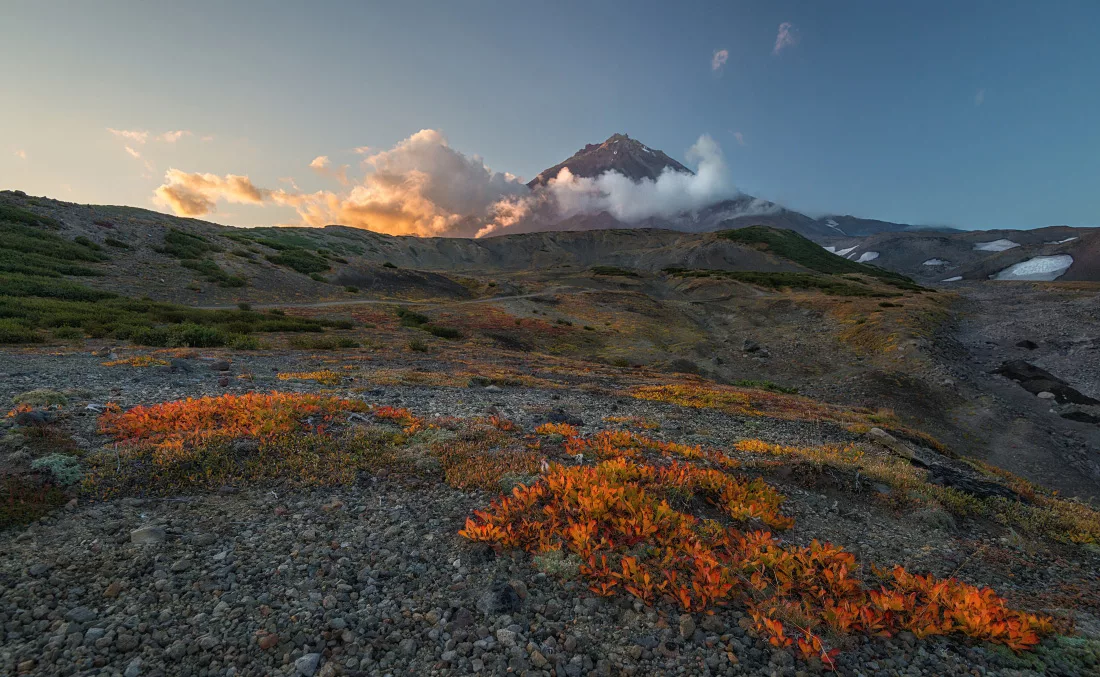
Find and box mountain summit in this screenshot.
[527,133,692,188]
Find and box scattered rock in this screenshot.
[295,652,321,676]
[679,613,696,640]
[1037,391,1056,399]
[210,360,232,372]
[1016,340,1039,350]
[130,525,166,545]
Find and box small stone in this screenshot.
[1037,391,1056,399]
[124,658,142,677]
[256,632,280,650]
[678,613,696,641]
[398,637,418,656]
[218,375,230,387]
[295,653,321,676]
[192,533,217,546]
[130,525,166,545]
[104,581,122,598]
[66,606,98,624]
[170,558,191,572]
[17,660,35,673]
[484,385,502,393]
[115,633,140,651]
[28,563,50,577]
[530,650,548,668]
[496,628,518,647]
[210,360,231,372]
[321,499,344,512]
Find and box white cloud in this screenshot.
[108,128,150,144]
[353,146,373,154]
[124,146,142,159]
[974,88,985,106]
[711,49,729,72]
[309,155,349,185]
[201,135,214,142]
[158,130,191,143]
[774,22,797,54]
[14,149,26,160]
[733,131,745,146]
[476,134,739,238]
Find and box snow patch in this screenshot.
[835,245,858,256]
[856,251,880,263]
[824,218,846,234]
[1045,237,1078,244]
[922,258,949,266]
[822,246,837,253]
[941,276,963,282]
[992,255,1074,281]
[974,239,1019,252]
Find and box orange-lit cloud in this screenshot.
[309,155,349,185]
[154,169,271,217]
[124,146,142,159]
[14,149,27,160]
[159,130,191,143]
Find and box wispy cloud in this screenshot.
[279,176,300,190]
[309,155,349,185]
[733,131,745,146]
[124,146,142,159]
[711,49,729,72]
[201,135,214,142]
[974,88,985,106]
[158,130,191,143]
[353,146,373,155]
[14,149,27,160]
[773,22,797,54]
[108,128,150,144]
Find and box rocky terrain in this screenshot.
[3,191,1100,676]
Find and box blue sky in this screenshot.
[2,1,1098,232]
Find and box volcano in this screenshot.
[527,133,692,188]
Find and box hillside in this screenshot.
[3,190,1100,677]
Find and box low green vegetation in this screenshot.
[590,265,639,277]
[0,205,107,278]
[730,379,800,394]
[664,268,900,297]
[395,307,462,340]
[717,226,928,291]
[266,248,331,275]
[153,229,245,287]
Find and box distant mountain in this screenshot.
[526,134,926,240]
[527,133,692,188]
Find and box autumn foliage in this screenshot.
[461,427,1053,662]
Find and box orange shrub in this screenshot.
[461,458,1052,663]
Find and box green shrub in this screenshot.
[408,338,428,352]
[157,229,221,259]
[103,237,131,249]
[237,302,252,311]
[590,265,639,277]
[397,307,429,326]
[30,454,83,486]
[72,235,102,251]
[345,286,359,293]
[0,319,41,343]
[424,325,461,339]
[265,248,330,274]
[13,389,68,406]
[382,261,397,269]
[51,326,84,340]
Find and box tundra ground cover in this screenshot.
[462,425,1055,663]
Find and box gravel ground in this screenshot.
[3,348,1099,676]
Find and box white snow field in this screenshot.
[856,251,880,263]
[922,258,950,266]
[941,276,963,282]
[992,255,1074,281]
[974,239,1020,252]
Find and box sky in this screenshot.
[2,0,1099,234]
